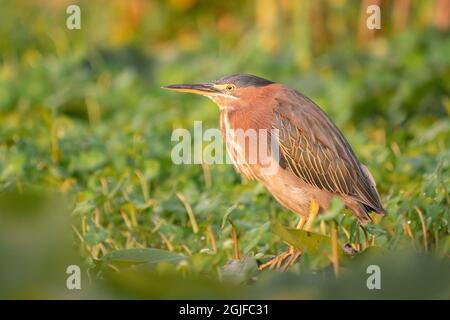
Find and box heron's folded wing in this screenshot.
[272,91,384,214]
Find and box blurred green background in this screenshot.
[0,0,449,299]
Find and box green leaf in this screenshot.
[221,202,239,229]
[365,223,387,236]
[1,153,25,180]
[242,222,270,254]
[84,226,109,245]
[437,235,450,258]
[68,150,107,173]
[221,256,258,284]
[71,200,95,216]
[102,248,186,269]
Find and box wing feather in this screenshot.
[272,89,384,214]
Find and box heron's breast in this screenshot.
[220,111,255,178]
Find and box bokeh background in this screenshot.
[0,0,449,299]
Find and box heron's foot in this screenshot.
[258,246,302,272]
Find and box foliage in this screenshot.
[0,0,449,299]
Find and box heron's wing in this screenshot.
[272,90,384,214]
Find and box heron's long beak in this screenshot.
[162,83,220,96]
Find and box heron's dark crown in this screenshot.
[214,74,274,88]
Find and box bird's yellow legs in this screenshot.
[259,200,320,271]
[304,200,319,232]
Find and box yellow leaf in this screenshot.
[272,222,344,256]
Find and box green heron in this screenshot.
[163,74,384,270]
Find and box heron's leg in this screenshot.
[259,200,320,271]
[287,216,307,254]
[305,199,320,232]
[282,200,319,270]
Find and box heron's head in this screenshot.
[163,74,275,111]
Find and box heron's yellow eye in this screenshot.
[225,84,236,92]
